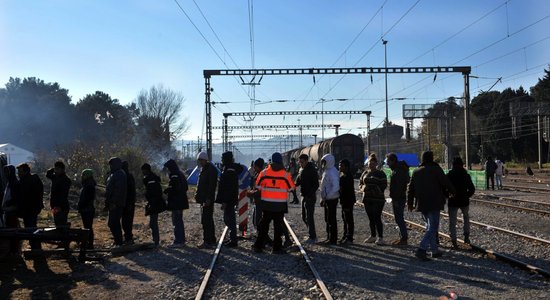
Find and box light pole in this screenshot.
[382,39,389,155]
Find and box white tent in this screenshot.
[0,143,35,166]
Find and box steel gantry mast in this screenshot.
[204,66,471,162]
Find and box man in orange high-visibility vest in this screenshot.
[251,152,295,254]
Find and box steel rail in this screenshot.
[284,218,333,300]
[503,184,550,193]
[477,193,550,207]
[470,198,550,215]
[382,211,550,279]
[439,212,550,245]
[195,226,228,300]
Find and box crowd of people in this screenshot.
[1,149,477,261]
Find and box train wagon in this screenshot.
[282,134,365,175]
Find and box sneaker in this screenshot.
[391,239,408,246]
[364,236,377,244]
[375,238,386,245]
[415,249,431,261]
[451,241,459,249]
[431,251,443,258]
[197,242,215,249]
[464,236,471,244]
[223,240,238,247]
[303,238,317,244]
[168,242,185,248]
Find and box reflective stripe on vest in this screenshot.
[256,168,295,202]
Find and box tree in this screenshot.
[134,85,189,157]
[0,77,78,150]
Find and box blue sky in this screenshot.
[1,0,549,147]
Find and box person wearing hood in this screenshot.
[338,159,355,245]
[295,154,319,243]
[215,151,242,247]
[121,161,137,245]
[319,154,340,245]
[141,163,166,246]
[447,157,475,248]
[105,157,127,247]
[407,151,455,260]
[195,151,218,248]
[163,159,189,247]
[17,163,44,250]
[78,169,96,249]
[2,165,22,254]
[252,152,295,253]
[386,153,410,246]
[359,153,387,245]
[46,161,72,228]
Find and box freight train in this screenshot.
[282,133,365,175]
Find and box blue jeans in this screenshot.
[495,175,503,189]
[448,206,470,242]
[419,210,440,253]
[149,213,159,245]
[224,204,237,242]
[171,210,185,244]
[392,198,408,240]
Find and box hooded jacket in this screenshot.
[46,168,72,211]
[320,154,340,201]
[143,172,166,215]
[407,161,455,213]
[447,166,475,208]
[389,160,410,201]
[339,169,356,208]
[215,162,243,206]
[105,157,127,209]
[2,165,20,214]
[122,162,136,208]
[78,176,96,213]
[163,159,189,210]
[18,171,44,217]
[295,161,319,199]
[195,162,218,205]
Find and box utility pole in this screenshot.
[383,39,389,155]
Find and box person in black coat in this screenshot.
[2,165,22,254]
[447,157,475,247]
[105,157,127,247]
[46,161,72,228]
[194,152,218,247]
[121,161,136,245]
[17,163,44,249]
[164,159,189,247]
[338,159,356,244]
[141,163,166,246]
[78,169,96,249]
[215,151,242,247]
[295,154,319,243]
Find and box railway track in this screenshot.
[502,184,550,193]
[470,197,550,216]
[382,211,550,279]
[195,219,333,300]
[477,192,550,207]
[438,212,550,245]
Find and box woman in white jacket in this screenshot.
[320,154,340,245]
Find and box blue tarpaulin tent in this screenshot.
[367,153,420,167]
[187,165,222,185]
[394,153,419,167]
